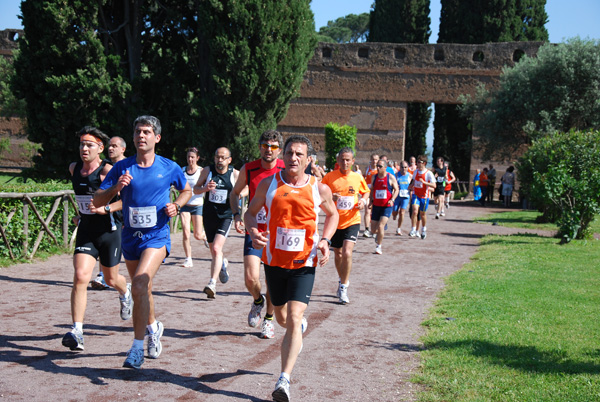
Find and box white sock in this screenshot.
[341,283,349,289]
[73,322,83,332]
[412,226,416,231]
[132,338,144,350]
[280,372,290,382]
[148,321,158,334]
[422,226,427,231]
[209,278,216,285]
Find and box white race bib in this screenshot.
[257,207,267,224]
[375,189,387,199]
[75,195,93,215]
[414,181,423,188]
[399,189,409,198]
[437,176,445,183]
[209,189,227,204]
[129,206,157,228]
[336,196,355,210]
[275,227,305,252]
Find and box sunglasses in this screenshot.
[418,160,426,164]
[377,164,386,168]
[261,143,279,151]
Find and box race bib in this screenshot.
[75,195,93,215]
[336,196,355,210]
[437,176,445,183]
[375,189,387,199]
[414,181,423,188]
[399,189,409,198]
[275,227,305,252]
[209,189,228,204]
[257,207,267,224]
[129,206,157,228]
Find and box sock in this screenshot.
[132,338,144,350]
[209,278,216,285]
[148,321,158,334]
[254,296,264,305]
[98,272,104,278]
[422,226,427,231]
[265,314,273,320]
[341,283,349,288]
[73,322,83,332]
[279,372,290,382]
[412,226,416,231]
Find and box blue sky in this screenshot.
[2,0,599,43]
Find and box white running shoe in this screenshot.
[362,229,372,238]
[421,230,427,240]
[119,283,133,320]
[260,318,275,339]
[339,284,349,304]
[90,273,110,290]
[272,376,291,402]
[62,328,84,351]
[435,213,440,219]
[181,258,193,268]
[409,229,418,238]
[396,228,402,236]
[204,282,216,298]
[123,347,144,369]
[445,202,450,209]
[147,321,164,359]
[219,258,229,284]
[248,295,266,328]
[374,245,382,255]
[441,212,445,217]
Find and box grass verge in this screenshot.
[415,233,600,402]
[474,210,600,235]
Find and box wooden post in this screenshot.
[62,195,69,247]
[23,200,28,258]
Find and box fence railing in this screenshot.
[0,190,77,260]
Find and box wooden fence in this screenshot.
[0,190,77,260]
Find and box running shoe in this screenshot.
[301,316,308,334]
[123,347,144,369]
[147,321,164,359]
[219,258,229,284]
[181,258,193,268]
[260,318,275,339]
[272,376,291,402]
[248,294,266,328]
[441,212,445,217]
[339,284,349,305]
[362,229,372,238]
[374,245,382,255]
[204,282,216,298]
[396,228,402,236]
[62,329,84,351]
[409,229,418,238]
[421,230,427,240]
[435,213,440,219]
[119,283,133,320]
[445,202,450,209]
[384,223,388,231]
[336,281,341,298]
[90,273,110,290]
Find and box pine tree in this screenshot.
[435,0,548,181]
[368,0,431,160]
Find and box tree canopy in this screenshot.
[13,0,316,178]
[318,13,370,43]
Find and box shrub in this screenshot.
[324,122,356,170]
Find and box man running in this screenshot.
[393,161,412,236]
[362,153,379,238]
[433,157,447,219]
[408,155,436,239]
[62,126,132,352]
[231,130,285,338]
[94,115,191,369]
[245,135,338,402]
[91,135,128,290]
[193,147,239,298]
[443,161,456,209]
[322,147,369,304]
[370,159,399,254]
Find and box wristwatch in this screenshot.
[174,203,181,214]
[321,237,331,246]
[104,205,111,214]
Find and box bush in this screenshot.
[324,122,357,170]
[517,129,600,242]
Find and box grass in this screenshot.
[415,232,600,402]
[474,209,600,235]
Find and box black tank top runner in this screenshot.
[203,165,234,219]
[434,166,447,189]
[71,160,121,232]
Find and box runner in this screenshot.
[322,147,369,304]
[362,153,379,238]
[433,157,447,219]
[408,155,436,239]
[193,147,239,298]
[230,130,285,338]
[91,135,128,290]
[62,126,132,352]
[393,161,412,236]
[443,161,456,209]
[370,159,399,254]
[180,146,207,268]
[94,115,192,369]
[244,135,338,402]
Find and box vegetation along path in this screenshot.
[0,202,554,401]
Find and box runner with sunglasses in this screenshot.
[408,155,436,239]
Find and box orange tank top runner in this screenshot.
[262,172,321,269]
[245,158,285,232]
[413,170,431,199]
[444,170,453,192]
[364,166,378,186]
[372,173,393,207]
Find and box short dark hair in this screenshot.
[259,130,283,147]
[338,147,354,157]
[133,115,161,136]
[283,135,312,154]
[417,155,427,163]
[77,126,109,147]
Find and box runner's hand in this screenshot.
[234,216,245,234]
[117,170,132,191]
[165,203,179,218]
[318,240,330,266]
[250,229,268,249]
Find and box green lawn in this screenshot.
[474,209,600,235]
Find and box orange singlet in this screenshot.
[262,172,321,269]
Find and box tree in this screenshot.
[517,129,600,243]
[459,38,600,160]
[318,13,370,43]
[0,55,26,119]
[324,123,356,169]
[368,0,431,160]
[12,0,316,177]
[435,0,548,180]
